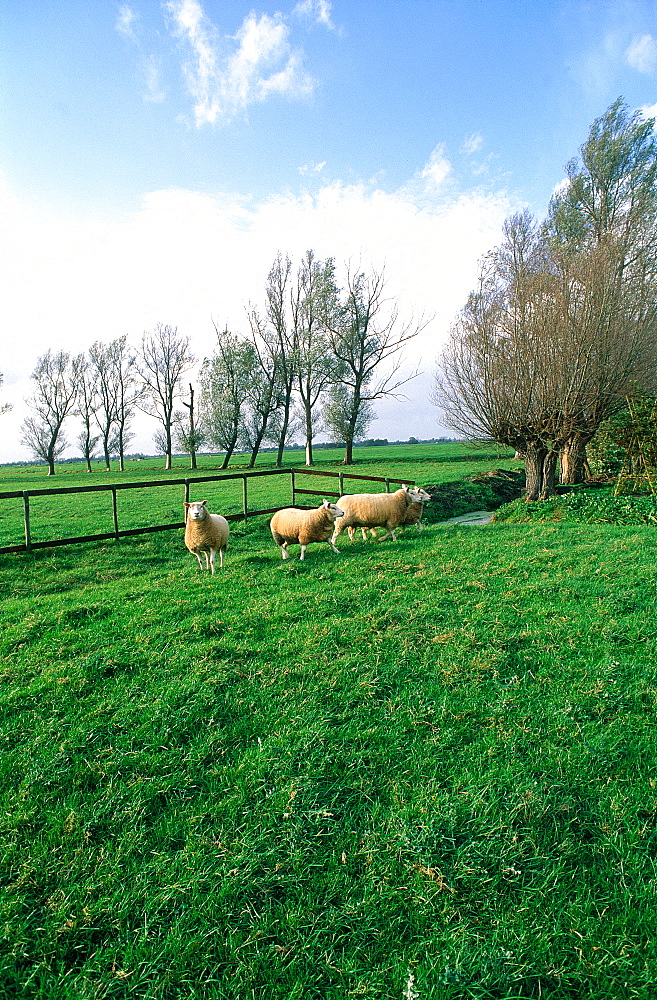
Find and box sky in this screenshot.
[2,0,657,463]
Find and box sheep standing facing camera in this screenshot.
[184,500,229,574]
[270,500,344,560]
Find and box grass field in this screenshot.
[2,445,657,998]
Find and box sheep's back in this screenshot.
[271,508,332,544]
[337,491,407,529]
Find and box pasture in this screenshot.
[1,444,656,998]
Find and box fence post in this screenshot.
[291,469,296,506]
[385,478,390,493]
[184,479,190,522]
[242,475,248,519]
[111,488,120,541]
[339,473,344,498]
[23,492,31,551]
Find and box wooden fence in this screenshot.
[0,467,414,555]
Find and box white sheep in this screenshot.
[359,487,432,539]
[331,485,428,544]
[270,500,344,560]
[184,500,229,574]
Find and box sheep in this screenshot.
[270,500,344,560]
[331,485,428,544]
[184,500,229,574]
[401,486,432,533]
[358,486,432,539]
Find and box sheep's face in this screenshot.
[322,500,344,519]
[185,501,209,521]
[404,486,430,503]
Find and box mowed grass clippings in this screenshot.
[2,486,657,995]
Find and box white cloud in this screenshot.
[0,170,514,461]
[641,101,657,122]
[626,33,657,74]
[164,1,315,125]
[461,133,483,155]
[299,160,326,175]
[294,0,335,29]
[143,54,166,103]
[419,145,452,190]
[116,4,139,43]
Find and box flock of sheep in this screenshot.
[183,484,431,574]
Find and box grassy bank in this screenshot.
[2,445,656,997]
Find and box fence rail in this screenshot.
[0,467,414,555]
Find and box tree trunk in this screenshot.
[560,435,590,485]
[524,441,548,500]
[86,456,93,473]
[276,397,292,468]
[248,424,267,469]
[343,438,354,465]
[540,451,558,498]
[304,404,313,466]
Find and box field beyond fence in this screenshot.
[0,466,417,555]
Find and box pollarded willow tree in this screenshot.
[544,98,657,483]
[436,100,657,500]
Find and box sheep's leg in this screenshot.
[360,528,368,541]
[208,549,216,575]
[194,552,204,571]
[327,540,340,555]
[347,527,356,543]
[417,521,424,532]
[299,544,307,561]
[376,527,397,542]
[281,542,290,560]
[219,548,225,569]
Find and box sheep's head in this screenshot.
[322,499,344,519]
[403,485,430,503]
[185,500,209,521]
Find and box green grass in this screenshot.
[2,447,657,998]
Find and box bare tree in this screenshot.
[21,350,81,475]
[325,265,424,464]
[199,328,255,469]
[291,251,340,466]
[176,384,204,470]
[257,253,298,467]
[75,354,100,472]
[138,324,195,470]
[89,336,141,472]
[436,205,657,499]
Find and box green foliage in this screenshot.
[495,487,657,525]
[589,395,657,476]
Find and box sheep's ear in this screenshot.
[201,500,208,506]
[184,502,190,508]
[322,498,329,506]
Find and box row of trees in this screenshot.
[436,99,657,499]
[16,256,422,474]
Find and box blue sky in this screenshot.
[2,0,657,462]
